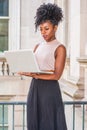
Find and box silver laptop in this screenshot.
[4,49,53,74]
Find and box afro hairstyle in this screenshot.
[35,3,63,31]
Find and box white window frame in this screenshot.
[9,0,20,50]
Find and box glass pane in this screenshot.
[0,128,8,130]
[0,19,8,52]
[0,0,8,16]
[0,105,8,124]
[0,106,2,123]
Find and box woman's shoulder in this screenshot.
[57,44,66,49]
[56,40,66,49]
[55,42,66,56]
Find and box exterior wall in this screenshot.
[0,76,31,101]
[1,0,87,97]
[67,0,80,81]
[9,0,20,50]
[20,0,56,50]
[55,0,80,82]
[0,0,87,99]
[20,0,41,49]
[54,0,87,99]
[54,0,65,45]
[1,0,64,101]
[0,0,87,129]
[0,0,87,101]
[80,0,87,56]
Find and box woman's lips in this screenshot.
[43,35,48,39]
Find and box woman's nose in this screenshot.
[41,29,46,35]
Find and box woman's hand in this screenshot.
[18,72,39,79]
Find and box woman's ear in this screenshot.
[54,25,58,32]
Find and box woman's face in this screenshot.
[39,21,57,42]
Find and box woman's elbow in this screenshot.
[53,73,61,80]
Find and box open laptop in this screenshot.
[4,49,53,74]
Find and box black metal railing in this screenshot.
[0,101,87,130]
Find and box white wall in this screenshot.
[68,0,80,81]
[9,0,20,50]
[80,0,87,56]
[20,0,62,50]
[20,0,45,50]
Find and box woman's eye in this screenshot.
[45,28,49,30]
[39,28,42,32]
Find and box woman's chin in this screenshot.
[43,38,49,42]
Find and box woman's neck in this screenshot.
[46,37,56,42]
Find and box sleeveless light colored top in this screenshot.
[34,39,61,71]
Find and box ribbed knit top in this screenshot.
[34,39,61,71]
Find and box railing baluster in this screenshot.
[23,105,25,130]
[12,104,15,130]
[82,104,85,130]
[2,104,4,130]
[73,104,75,130]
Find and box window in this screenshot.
[0,19,8,52]
[0,0,8,52]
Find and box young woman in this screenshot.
[19,3,67,130]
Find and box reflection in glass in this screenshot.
[0,0,8,16]
[0,19,8,52]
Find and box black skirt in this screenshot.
[27,78,67,130]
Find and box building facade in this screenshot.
[0,0,87,129]
[0,0,86,100]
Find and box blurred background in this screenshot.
[0,0,87,130]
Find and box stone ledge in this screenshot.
[0,95,15,100]
[66,76,79,85]
[59,78,82,100]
